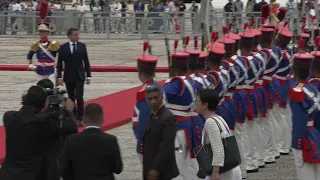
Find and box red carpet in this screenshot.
[0,80,165,165]
[0,64,169,72]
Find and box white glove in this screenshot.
[28,64,37,71]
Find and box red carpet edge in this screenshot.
[0,80,165,165]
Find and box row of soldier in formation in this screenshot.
[132,17,320,180]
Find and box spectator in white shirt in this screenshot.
[111,0,122,33]
[9,0,21,34]
[77,0,87,32]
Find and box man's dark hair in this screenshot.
[84,103,104,125]
[22,86,47,110]
[37,79,54,90]
[67,28,79,36]
[146,83,163,96]
[198,89,220,111]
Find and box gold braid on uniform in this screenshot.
[30,41,40,52]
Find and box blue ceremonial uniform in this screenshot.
[132,80,158,153]
[260,46,282,110]
[309,78,320,132]
[217,60,239,130]
[245,55,261,120]
[253,51,268,117]
[164,76,197,157]
[289,82,320,163]
[132,53,159,154]
[230,55,249,123]
[273,49,291,108]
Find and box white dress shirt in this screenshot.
[69,41,77,54]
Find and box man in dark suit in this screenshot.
[60,103,123,180]
[57,27,92,126]
[143,84,179,180]
[133,0,144,31]
[0,86,76,180]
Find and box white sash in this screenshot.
[38,42,56,61]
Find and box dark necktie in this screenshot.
[72,43,76,54]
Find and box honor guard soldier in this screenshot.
[27,21,60,86]
[259,26,282,164]
[273,26,293,155]
[311,36,320,132]
[27,2,59,86]
[216,37,239,131]
[163,40,198,180]
[228,25,251,179]
[248,20,270,168]
[289,47,320,180]
[132,42,159,163]
[238,26,262,173]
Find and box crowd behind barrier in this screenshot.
[0,10,308,39]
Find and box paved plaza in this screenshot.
[0,37,298,179]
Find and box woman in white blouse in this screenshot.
[196,89,242,180]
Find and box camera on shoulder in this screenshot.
[44,87,67,119]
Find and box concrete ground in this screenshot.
[0,36,297,179]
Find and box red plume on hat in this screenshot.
[277,7,287,22]
[302,16,307,24]
[250,18,255,28]
[298,39,305,52]
[194,39,198,49]
[261,4,270,19]
[222,26,228,35]
[174,40,179,54]
[315,36,320,50]
[185,36,190,49]
[261,17,266,25]
[243,22,248,31]
[39,0,49,21]
[228,23,233,31]
[301,24,306,32]
[143,42,148,56]
[211,32,217,43]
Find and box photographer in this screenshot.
[0,83,78,180]
[37,79,79,180]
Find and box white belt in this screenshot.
[255,79,263,85]
[276,65,290,74]
[246,78,256,85]
[307,120,314,127]
[263,76,273,81]
[37,62,55,67]
[132,117,138,122]
[236,85,244,89]
[166,103,191,111]
[225,92,233,97]
[274,74,287,80]
[244,85,254,89]
[168,109,190,117]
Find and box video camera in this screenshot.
[45,87,67,119]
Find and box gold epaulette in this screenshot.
[30,41,39,52]
[49,40,60,51]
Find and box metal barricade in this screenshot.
[0,10,308,40]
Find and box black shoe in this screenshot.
[275,156,280,159]
[259,165,266,168]
[197,170,206,178]
[280,152,290,155]
[265,161,275,164]
[247,168,259,173]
